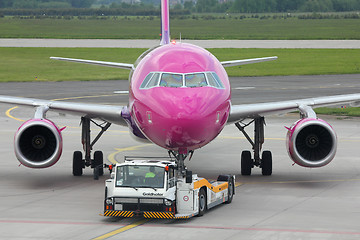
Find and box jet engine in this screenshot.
[286,118,337,168]
[14,119,63,168]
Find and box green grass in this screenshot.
[315,107,360,117]
[0,48,143,81]
[212,49,360,77]
[0,17,359,39]
[0,48,359,82]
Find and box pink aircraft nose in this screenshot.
[132,87,230,151]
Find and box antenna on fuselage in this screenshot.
[160,0,170,45]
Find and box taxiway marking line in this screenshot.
[93,219,149,240]
[1,218,359,237]
[235,182,242,187]
[107,144,152,164]
[233,87,255,90]
[5,97,150,166]
[4,105,125,131]
[5,106,23,122]
[4,94,118,122]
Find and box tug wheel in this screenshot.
[198,188,207,216]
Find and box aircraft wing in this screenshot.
[221,56,278,67]
[0,95,127,126]
[50,57,134,70]
[228,93,360,123]
[52,55,277,69]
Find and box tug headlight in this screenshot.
[164,199,172,206]
[106,198,113,205]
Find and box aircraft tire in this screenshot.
[241,151,252,176]
[261,151,272,176]
[94,151,104,176]
[73,151,83,176]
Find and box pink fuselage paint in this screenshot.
[129,43,231,152]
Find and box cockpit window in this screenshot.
[140,72,224,89]
[206,72,224,88]
[147,73,160,88]
[160,73,183,88]
[211,72,225,88]
[185,73,207,87]
[140,72,154,89]
[140,72,160,89]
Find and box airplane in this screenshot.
[1,0,360,178]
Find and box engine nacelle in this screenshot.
[286,118,337,168]
[14,119,63,168]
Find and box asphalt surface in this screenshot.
[1,75,360,239]
[1,74,360,105]
[1,39,360,48]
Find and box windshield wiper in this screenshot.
[121,185,138,191]
[137,186,158,191]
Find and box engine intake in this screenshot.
[14,119,63,168]
[286,118,337,168]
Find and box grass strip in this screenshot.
[0,48,142,81]
[315,107,360,117]
[0,48,359,82]
[0,18,359,40]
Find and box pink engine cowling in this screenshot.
[14,119,63,168]
[286,118,337,168]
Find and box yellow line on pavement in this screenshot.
[107,144,152,164]
[4,94,150,166]
[4,94,118,122]
[93,219,149,240]
[5,106,24,122]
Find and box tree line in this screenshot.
[191,0,360,13]
[0,0,95,9]
[0,7,190,16]
[0,0,359,13]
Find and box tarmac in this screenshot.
[0,75,360,239]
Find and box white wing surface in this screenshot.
[228,93,360,123]
[221,56,278,68]
[0,95,127,126]
[50,57,134,70]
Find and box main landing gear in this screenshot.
[235,117,272,176]
[73,117,111,178]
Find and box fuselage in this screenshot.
[129,42,231,153]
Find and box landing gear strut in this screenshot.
[235,117,272,176]
[168,150,193,178]
[72,117,111,178]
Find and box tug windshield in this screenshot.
[115,165,165,189]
